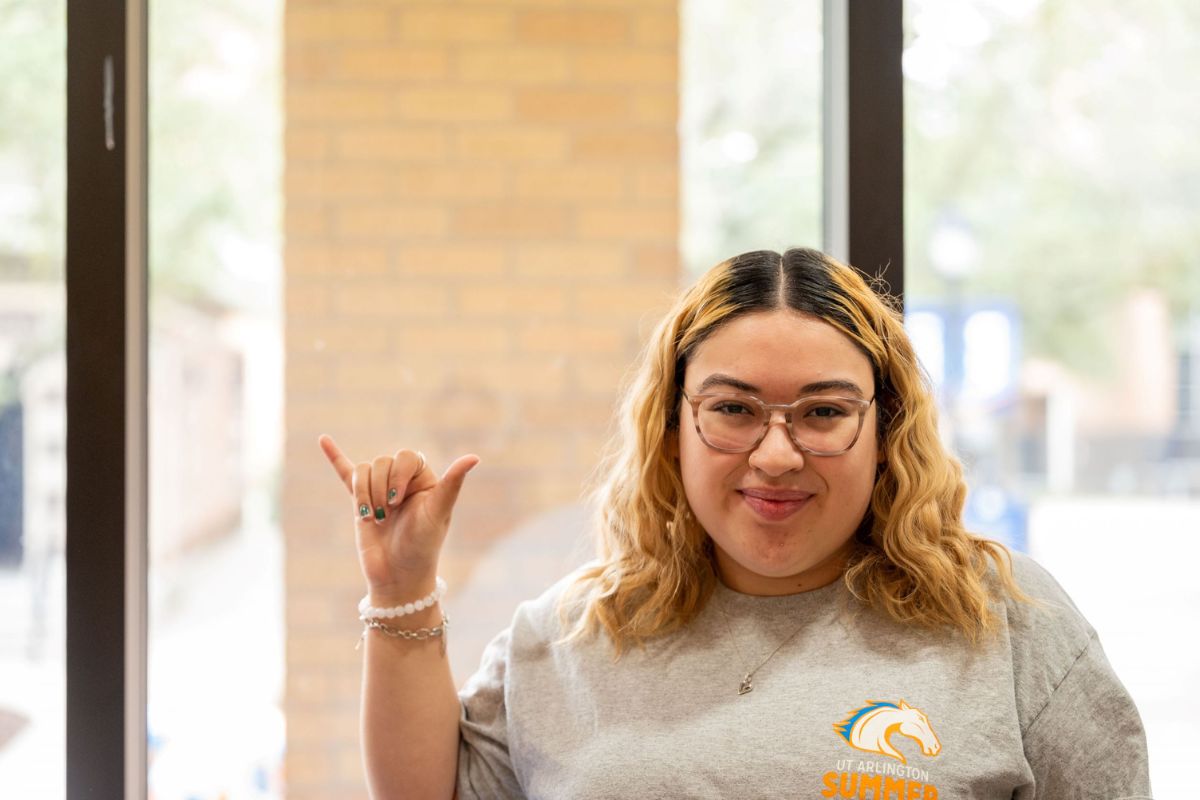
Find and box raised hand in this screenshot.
[318,434,479,601]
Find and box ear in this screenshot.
[899,700,911,710]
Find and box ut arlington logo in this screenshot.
[833,700,942,764]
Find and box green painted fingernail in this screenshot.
[359,504,370,517]
[387,488,397,501]
[374,507,385,520]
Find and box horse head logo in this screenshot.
[833,700,942,764]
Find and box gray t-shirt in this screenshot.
[456,552,1151,799]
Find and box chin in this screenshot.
[738,536,848,579]
[736,544,823,577]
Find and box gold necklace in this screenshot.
[718,600,808,696]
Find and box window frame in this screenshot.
[823,0,905,297]
[65,0,149,795]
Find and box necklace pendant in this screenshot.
[738,675,754,695]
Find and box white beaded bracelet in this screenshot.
[358,576,447,620]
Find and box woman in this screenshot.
[320,248,1151,799]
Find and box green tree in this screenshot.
[681,0,824,277]
[149,0,280,312]
[0,0,280,312]
[906,0,1200,377]
[0,0,65,280]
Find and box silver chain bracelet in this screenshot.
[356,613,449,651]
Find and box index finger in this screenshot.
[318,434,355,493]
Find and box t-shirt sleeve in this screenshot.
[456,626,524,800]
[1020,630,1153,799]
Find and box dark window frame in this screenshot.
[65,0,149,795]
[824,0,905,299]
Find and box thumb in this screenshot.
[429,454,480,522]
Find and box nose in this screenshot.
[746,412,805,476]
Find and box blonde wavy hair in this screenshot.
[561,248,1024,653]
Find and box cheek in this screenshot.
[837,451,879,518]
[852,418,883,492]
[816,437,879,516]
[678,426,739,503]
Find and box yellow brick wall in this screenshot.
[282,0,679,795]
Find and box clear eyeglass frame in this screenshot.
[681,390,876,456]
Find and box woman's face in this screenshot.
[676,309,879,595]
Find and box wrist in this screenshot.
[365,571,440,607]
[360,576,447,619]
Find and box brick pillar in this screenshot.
[282,1,679,795]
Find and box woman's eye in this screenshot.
[807,405,847,418]
[713,402,753,415]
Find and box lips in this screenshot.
[738,487,812,521]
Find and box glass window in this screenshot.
[905,2,1199,794]
[681,0,823,276]
[0,1,66,796]
[147,0,284,795]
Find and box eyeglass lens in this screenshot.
[695,395,863,453]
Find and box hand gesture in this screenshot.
[318,434,479,599]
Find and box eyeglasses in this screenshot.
[681,391,875,456]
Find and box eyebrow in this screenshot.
[695,373,866,398]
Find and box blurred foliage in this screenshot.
[3,0,1198,378]
[149,0,280,312]
[0,0,65,279]
[0,0,280,312]
[904,0,1200,376]
[681,0,823,279]
[683,0,1199,379]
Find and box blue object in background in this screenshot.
[963,484,1028,553]
[906,301,1021,408]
